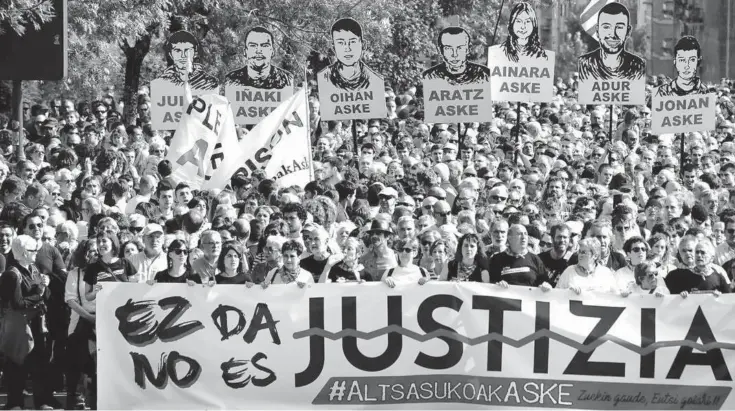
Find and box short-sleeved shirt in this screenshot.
[84,258,136,285]
[154,268,201,284]
[488,252,549,286]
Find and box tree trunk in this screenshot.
[122,34,152,125]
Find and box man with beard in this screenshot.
[423,26,491,86]
[577,3,645,81]
[359,219,397,281]
[655,36,708,97]
[225,27,293,89]
[319,18,383,91]
[538,223,573,286]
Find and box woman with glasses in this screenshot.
[557,238,621,295]
[64,239,98,409]
[445,233,489,282]
[382,238,430,287]
[262,240,312,287]
[614,236,653,292]
[25,143,49,170]
[416,230,440,274]
[629,261,669,296]
[42,180,63,208]
[322,237,363,283]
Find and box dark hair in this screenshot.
[157,159,172,177]
[502,1,546,62]
[622,236,648,254]
[96,230,120,256]
[0,176,25,197]
[453,233,487,264]
[245,26,274,46]
[119,239,144,259]
[71,239,97,270]
[437,26,469,51]
[217,242,246,274]
[674,35,702,60]
[598,2,630,23]
[282,239,304,255]
[164,30,200,60]
[281,202,307,222]
[166,239,191,270]
[331,18,362,39]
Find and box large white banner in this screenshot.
[203,88,311,190]
[98,283,735,410]
[164,94,238,190]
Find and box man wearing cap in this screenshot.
[378,187,398,215]
[128,223,168,283]
[443,143,458,162]
[359,219,397,281]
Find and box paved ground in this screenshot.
[0,391,83,409]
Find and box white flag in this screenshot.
[204,88,312,190]
[165,94,238,190]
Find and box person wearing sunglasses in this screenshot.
[382,238,429,288]
[151,239,199,285]
[614,236,656,293]
[629,261,668,296]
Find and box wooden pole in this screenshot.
[680,133,685,177]
[490,0,507,46]
[608,105,614,164]
[514,101,521,163]
[352,121,358,157]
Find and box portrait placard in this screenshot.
[576,2,646,105]
[224,26,295,125]
[316,18,386,121]
[487,2,555,103]
[150,30,220,130]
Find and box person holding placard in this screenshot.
[654,36,708,97]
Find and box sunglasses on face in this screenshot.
[27,223,43,229]
[630,246,646,253]
[399,248,416,253]
[171,249,189,256]
[435,212,450,217]
[540,241,552,248]
[491,195,508,201]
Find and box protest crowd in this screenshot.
[1,22,735,411]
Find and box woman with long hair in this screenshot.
[445,233,489,282]
[494,2,547,63]
[64,239,99,409]
[214,242,251,284]
[153,239,199,284]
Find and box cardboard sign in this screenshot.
[651,94,716,134]
[422,25,492,122]
[151,30,220,130]
[423,79,493,122]
[486,2,555,103]
[317,18,386,120]
[576,2,646,105]
[224,26,295,125]
[150,79,220,130]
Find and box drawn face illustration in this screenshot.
[332,30,362,67]
[513,11,533,43]
[170,41,196,73]
[675,49,698,81]
[246,31,274,70]
[597,12,628,54]
[440,32,469,71]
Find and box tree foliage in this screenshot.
[0,0,56,36]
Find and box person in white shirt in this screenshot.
[263,240,313,287]
[127,223,168,282]
[557,238,623,295]
[382,238,430,287]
